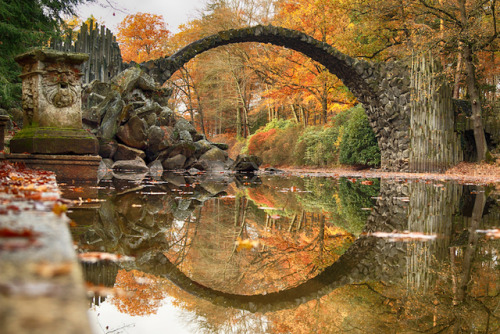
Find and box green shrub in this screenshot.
[339,104,381,167]
[298,125,342,166]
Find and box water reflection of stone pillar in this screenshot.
[8,49,100,181]
[362,180,410,283]
[406,182,462,292]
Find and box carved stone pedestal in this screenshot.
[8,49,100,181]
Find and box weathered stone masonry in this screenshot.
[136,25,420,172]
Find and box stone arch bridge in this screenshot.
[138,25,462,173]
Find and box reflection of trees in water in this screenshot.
[110,269,166,316]
[164,179,357,296]
[73,177,500,332]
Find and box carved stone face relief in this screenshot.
[42,64,79,109]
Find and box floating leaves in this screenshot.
[78,252,135,263]
[362,231,437,242]
[476,229,500,239]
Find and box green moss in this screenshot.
[13,127,95,140]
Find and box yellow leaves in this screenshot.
[52,202,67,216]
[235,237,260,251]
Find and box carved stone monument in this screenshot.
[10,49,99,154]
[8,49,101,181]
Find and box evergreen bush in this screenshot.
[339,104,381,167]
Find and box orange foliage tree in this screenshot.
[117,12,171,63]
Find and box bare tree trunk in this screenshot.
[291,104,300,123]
[243,105,249,138]
[300,105,308,127]
[463,44,488,161]
[453,50,463,99]
[236,107,242,138]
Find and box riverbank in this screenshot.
[279,161,500,185]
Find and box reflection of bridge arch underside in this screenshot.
[152,236,378,313]
[140,25,411,171]
[138,181,409,313]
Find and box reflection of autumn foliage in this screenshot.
[247,187,278,209]
[165,186,355,296]
[268,284,400,333]
[111,269,165,316]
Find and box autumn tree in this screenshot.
[117,12,171,63]
[247,0,357,125]
[168,0,272,137]
[346,0,499,161]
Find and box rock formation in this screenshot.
[82,68,230,176]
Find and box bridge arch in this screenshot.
[131,181,410,313]
[139,25,412,171]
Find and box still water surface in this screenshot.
[65,172,500,333]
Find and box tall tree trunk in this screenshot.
[300,105,308,127]
[236,107,242,138]
[322,98,328,124]
[463,44,488,161]
[291,104,300,123]
[243,105,249,138]
[453,50,463,99]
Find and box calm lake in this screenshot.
[64,172,500,333]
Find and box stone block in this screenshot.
[10,127,98,155]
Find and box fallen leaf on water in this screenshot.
[78,252,135,263]
[361,180,373,185]
[85,282,133,298]
[362,231,437,242]
[258,206,276,210]
[476,229,500,239]
[235,237,260,251]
